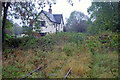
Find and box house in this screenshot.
[32,7,64,34]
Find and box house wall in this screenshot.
[33,13,56,33]
[58,19,64,32]
[56,20,64,32]
[33,13,64,33]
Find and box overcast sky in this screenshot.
[14,0,92,26]
[42,0,91,21]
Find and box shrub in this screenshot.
[5,38,22,48]
[5,34,12,40]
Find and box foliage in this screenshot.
[5,34,12,40]
[5,38,22,48]
[22,26,33,35]
[2,32,118,78]
[87,52,118,78]
[5,0,56,25]
[2,1,119,78]
[87,2,120,34]
[3,65,22,78]
[66,11,88,33]
[4,19,14,37]
[3,31,119,54]
[5,19,13,28]
[63,43,75,56]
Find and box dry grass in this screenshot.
[41,44,91,78]
[56,51,91,78]
[2,42,118,78]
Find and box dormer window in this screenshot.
[40,21,45,27]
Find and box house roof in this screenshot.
[53,14,63,24]
[39,10,64,24]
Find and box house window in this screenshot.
[40,21,45,27]
[35,21,46,27]
[53,23,56,28]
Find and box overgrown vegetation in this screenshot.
[2,1,120,79]
[87,2,120,34]
[2,32,119,78]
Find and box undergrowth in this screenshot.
[2,32,119,78]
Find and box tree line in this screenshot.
[65,2,120,34]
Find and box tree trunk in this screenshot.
[2,2,10,43]
[0,2,2,46]
[0,2,2,73]
[118,2,120,54]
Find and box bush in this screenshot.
[5,38,22,48]
[5,34,12,40]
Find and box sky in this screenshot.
[14,0,92,26]
[42,0,91,22]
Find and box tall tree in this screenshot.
[2,2,10,42]
[66,11,88,33]
[87,2,119,34]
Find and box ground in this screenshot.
[2,32,119,78]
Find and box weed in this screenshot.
[2,32,118,78]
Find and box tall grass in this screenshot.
[2,32,119,78]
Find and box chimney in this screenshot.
[49,4,52,14]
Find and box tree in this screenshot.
[2,2,10,42]
[66,11,88,33]
[5,19,14,36]
[87,2,120,34]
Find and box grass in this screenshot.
[2,32,119,78]
[0,65,2,80]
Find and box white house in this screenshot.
[32,8,64,34]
